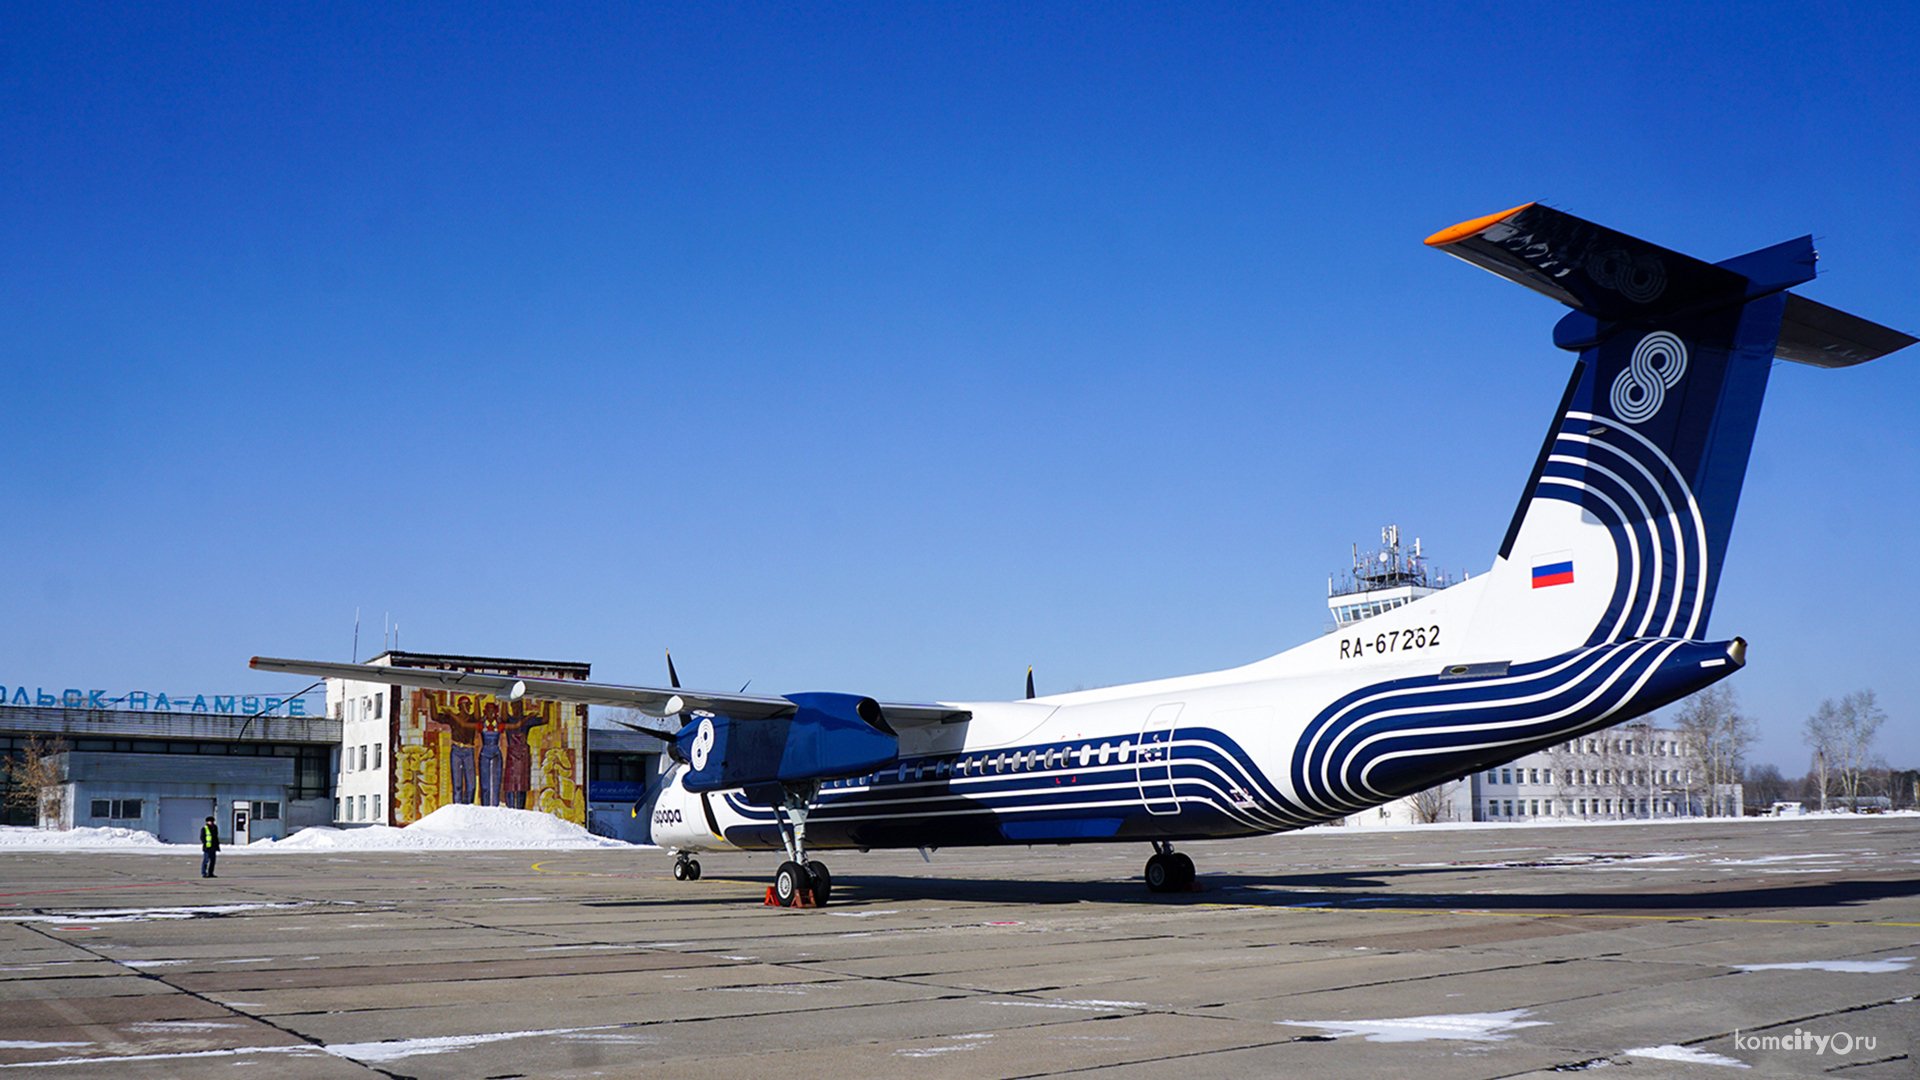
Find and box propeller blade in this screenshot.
[1026,666,1035,700]
[611,719,677,742]
[666,649,681,689]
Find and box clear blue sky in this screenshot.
[5,3,1916,768]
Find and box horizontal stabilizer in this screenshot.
[1430,203,1912,367]
[1426,203,1753,322]
[1776,292,1917,367]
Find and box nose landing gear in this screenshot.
[671,852,702,881]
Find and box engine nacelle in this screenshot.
[676,691,898,793]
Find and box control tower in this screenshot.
[1328,524,1461,629]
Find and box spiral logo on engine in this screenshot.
[1609,331,1687,424]
[690,717,715,771]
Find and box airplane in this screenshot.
[254,203,1913,908]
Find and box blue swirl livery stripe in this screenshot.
[1290,637,1726,818]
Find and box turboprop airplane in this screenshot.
[254,204,1913,907]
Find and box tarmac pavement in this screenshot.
[1,816,1915,1078]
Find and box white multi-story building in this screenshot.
[332,678,391,825]
[1346,723,1743,827]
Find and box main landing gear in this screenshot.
[768,783,832,907]
[671,852,702,881]
[1144,841,1195,893]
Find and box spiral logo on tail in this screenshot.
[1610,331,1687,424]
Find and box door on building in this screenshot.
[158,797,212,844]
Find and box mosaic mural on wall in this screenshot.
[395,690,586,824]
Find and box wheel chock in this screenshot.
[762,886,821,908]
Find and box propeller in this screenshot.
[1026,666,1035,700]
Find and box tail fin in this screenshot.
[1429,204,1912,655]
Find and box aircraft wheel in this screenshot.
[685,859,701,881]
[1144,853,1174,893]
[774,861,807,907]
[672,860,689,881]
[805,860,832,906]
[1170,852,1195,890]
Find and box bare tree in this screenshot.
[1408,780,1460,824]
[1744,763,1789,810]
[1805,691,1886,811]
[1,735,69,828]
[1674,685,1755,817]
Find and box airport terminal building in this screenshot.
[0,698,338,842]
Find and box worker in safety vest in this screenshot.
[200,816,220,878]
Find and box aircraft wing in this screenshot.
[248,656,972,727]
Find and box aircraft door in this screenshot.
[1137,703,1183,815]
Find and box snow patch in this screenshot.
[897,1034,994,1058]
[1735,956,1913,974]
[1626,1044,1749,1068]
[0,1046,315,1069]
[1277,1008,1548,1043]
[0,902,310,925]
[0,825,178,851]
[323,1026,623,1063]
[0,1042,91,1051]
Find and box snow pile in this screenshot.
[1734,956,1913,974]
[254,805,632,851]
[1626,1044,1749,1068]
[1276,1008,1549,1043]
[0,825,181,851]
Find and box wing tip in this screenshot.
[1424,201,1537,247]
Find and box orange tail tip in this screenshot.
[1424,202,1537,247]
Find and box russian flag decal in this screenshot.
[1532,556,1575,589]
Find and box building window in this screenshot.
[91,799,110,819]
[257,801,281,821]
[373,743,382,770]
[372,794,381,821]
[1501,768,1512,784]
[374,692,384,719]
[334,797,342,820]
[91,798,142,820]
